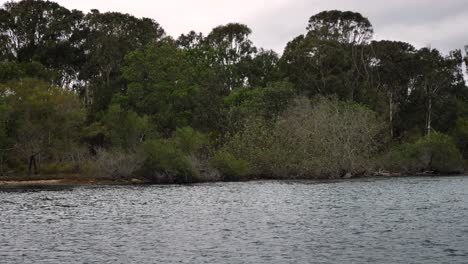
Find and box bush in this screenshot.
[79,160,97,176]
[33,147,93,175]
[451,117,468,158]
[40,162,78,175]
[87,103,154,151]
[187,154,221,182]
[94,149,143,179]
[383,132,464,174]
[131,127,219,183]
[219,97,385,179]
[172,126,209,155]
[138,139,194,183]
[211,151,252,181]
[224,81,296,133]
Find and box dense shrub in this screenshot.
[94,149,144,179]
[211,151,252,181]
[224,81,296,134]
[0,79,85,175]
[40,162,77,175]
[187,154,221,182]
[86,103,154,151]
[138,139,193,183]
[171,126,209,155]
[137,127,217,183]
[219,97,385,178]
[383,132,464,174]
[451,117,468,158]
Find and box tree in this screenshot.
[0,93,12,175]
[0,60,57,83]
[281,11,374,101]
[221,97,385,178]
[80,9,165,113]
[464,45,468,74]
[308,10,374,100]
[0,0,85,87]
[1,78,85,174]
[122,40,199,135]
[384,132,464,173]
[86,103,154,151]
[224,81,296,131]
[206,23,257,90]
[370,40,417,137]
[415,48,465,135]
[246,49,281,87]
[306,10,373,44]
[278,97,384,176]
[281,34,350,97]
[451,117,468,158]
[177,30,205,50]
[177,31,228,134]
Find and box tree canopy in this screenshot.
[0,0,467,179]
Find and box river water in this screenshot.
[1,176,468,264]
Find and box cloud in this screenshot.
[242,0,468,53]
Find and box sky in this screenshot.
[1,0,467,54]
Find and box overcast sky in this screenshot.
[2,0,468,54]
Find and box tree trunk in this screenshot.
[0,155,4,176]
[33,156,38,175]
[28,155,38,175]
[28,155,33,175]
[389,92,394,138]
[426,97,432,135]
[85,85,90,107]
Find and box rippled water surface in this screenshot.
[1,176,468,263]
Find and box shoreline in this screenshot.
[0,173,466,187]
[0,174,145,186]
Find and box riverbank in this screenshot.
[0,171,465,186]
[0,174,148,186]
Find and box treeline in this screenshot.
[0,1,467,181]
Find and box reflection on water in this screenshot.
[1,177,468,263]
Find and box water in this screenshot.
[1,176,468,264]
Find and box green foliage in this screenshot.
[0,96,12,174]
[123,40,200,134]
[0,0,84,70]
[383,132,464,174]
[80,9,165,112]
[40,162,79,175]
[86,103,154,151]
[246,49,280,87]
[211,151,252,181]
[220,97,385,178]
[176,32,228,133]
[368,40,417,136]
[451,117,468,158]
[138,139,193,183]
[172,127,209,155]
[134,127,214,183]
[225,81,295,115]
[281,35,357,99]
[0,2,466,180]
[0,98,10,148]
[0,61,57,83]
[281,10,374,102]
[307,10,373,44]
[0,78,85,173]
[224,81,296,131]
[206,23,257,90]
